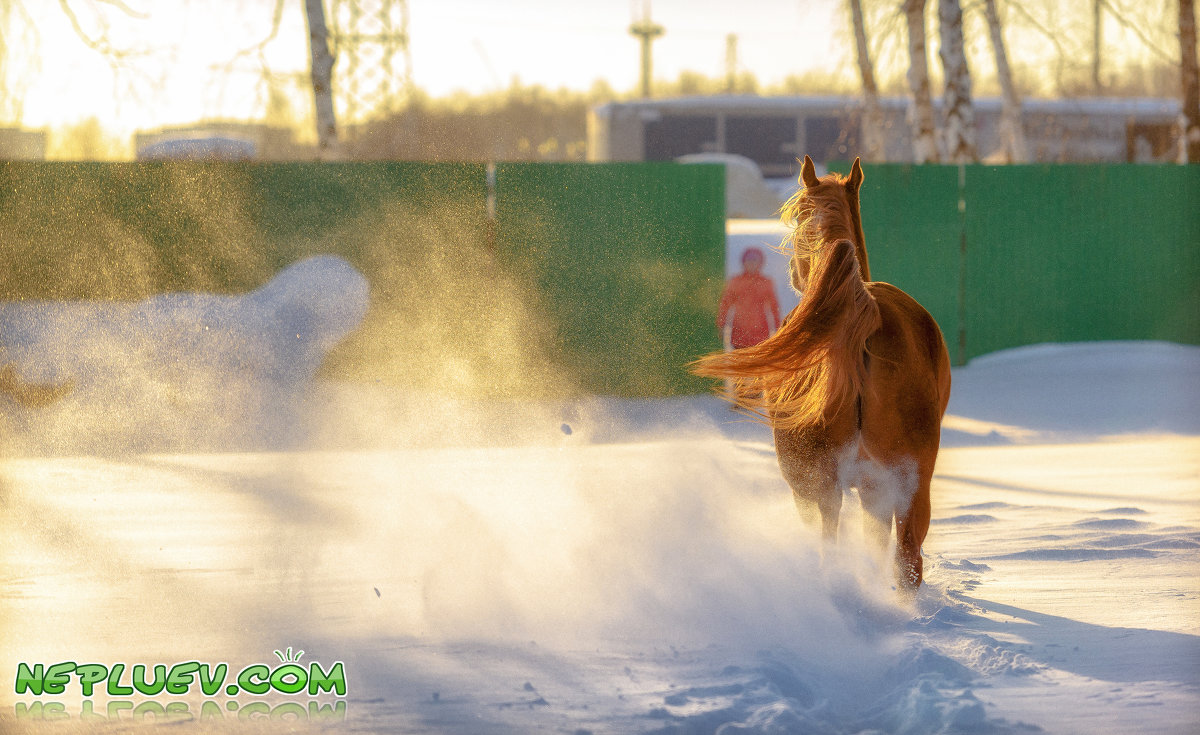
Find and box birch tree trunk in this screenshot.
[903,0,940,163]
[1092,0,1103,93]
[849,0,886,161]
[305,0,338,159]
[1182,0,1200,162]
[938,0,977,163]
[983,0,1027,162]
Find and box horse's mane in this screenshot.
[692,164,879,430]
[780,174,859,265]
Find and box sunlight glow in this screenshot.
[2,1,1185,156]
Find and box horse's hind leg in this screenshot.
[894,462,933,590]
[775,430,841,540]
[792,475,842,540]
[782,456,841,540]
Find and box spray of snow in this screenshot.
[1,253,1196,734]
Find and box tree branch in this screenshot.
[205,0,287,124]
[55,0,158,116]
[56,0,150,59]
[1004,0,1071,92]
[94,0,147,19]
[1099,0,1176,64]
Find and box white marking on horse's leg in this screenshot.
[858,475,893,556]
[837,437,921,571]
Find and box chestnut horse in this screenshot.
[693,156,951,590]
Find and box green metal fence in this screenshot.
[851,164,963,361]
[494,162,725,396]
[0,161,489,299]
[5,160,1187,397]
[830,162,1200,364]
[963,164,1200,359]
[0,161,726,397]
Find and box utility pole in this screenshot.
[629,2,664,98]
[725,34,738,93]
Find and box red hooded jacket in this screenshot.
[717,272,781,349]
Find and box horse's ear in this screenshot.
[847,157,864,193]
[800,155,820,189]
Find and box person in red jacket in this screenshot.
[717,247,781,350]
[715,247,781,402]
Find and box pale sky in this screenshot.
[11,0,846,139]
[5,0,1177,142]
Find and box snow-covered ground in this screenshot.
[1,255,1198,734]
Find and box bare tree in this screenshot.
[1182,0,1200,162]
[983,0,1028,161]
[304,0,338,158]
[938,0,977,163]
[0,0,152,128]
[903,0,940,162]
[1092,0,1103,92]
[0,0,35,123]
[849,0,886,161]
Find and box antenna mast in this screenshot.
[629,1,664,98]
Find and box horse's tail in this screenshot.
[692,239,881,431]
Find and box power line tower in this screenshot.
[329,0,413,131]
[629,1,663,98]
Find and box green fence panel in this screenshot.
[249,163,493,388]
[5,161,1188,396]
[494,162,725,396]
[0,161,724,397]
[846,163,963,362]
[963,164,1200,360]
[0,161,270,299]
[859,164,960,362]
[0,161,491,387]
[0,161,488,297]
[831,162,1200,364]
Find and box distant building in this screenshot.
[587,95,1182,175]
[135,123,311,161]
[137,136,256,161]
[0,128,47,160]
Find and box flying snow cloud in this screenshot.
[0,255,369,454]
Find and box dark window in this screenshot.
[644,115,717,161]
[804,116,860,163]
[725,116,797,176]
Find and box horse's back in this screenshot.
[861,282,951,460]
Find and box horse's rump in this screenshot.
[863,284,951,399]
